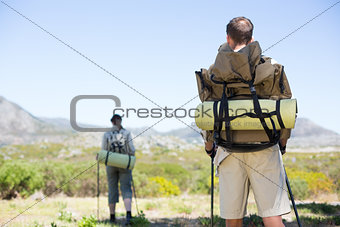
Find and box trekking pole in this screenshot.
[210,157,214,227]
[131,175,140,215]
[284,167,302,227]
[97,160,100,220]
[279,146,302,227]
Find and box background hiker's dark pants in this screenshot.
[106,166,132,204]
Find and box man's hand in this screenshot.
[205,141,216,159]
[279,139,287,155]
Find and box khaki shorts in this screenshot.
[218,145,291,219]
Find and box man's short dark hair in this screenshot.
[226,17,254,45]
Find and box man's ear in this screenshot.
[226,35,230,44]
[249,36,255,44]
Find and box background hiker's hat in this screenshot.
[111,114,122,122]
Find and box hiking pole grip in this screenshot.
[284,166,302,227]
[211,157,214,227]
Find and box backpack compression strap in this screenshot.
[211,76,232,148]
[105,151,110,166]
[248,82,277,144]
[126,154,131,169]
[210,74,280,152]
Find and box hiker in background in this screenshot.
[102,114,135,224]
[202,17,291,227]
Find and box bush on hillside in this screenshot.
[0,161,44,199]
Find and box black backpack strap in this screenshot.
[248,82,275,143]
[213,82,232,149]
[222,142,275,152]
[276,100,285,129]
[105,151,110,166]
[196,69,206,89]
[279,66,285,93]
[221,84,232,148]
[106,137,109,151]
[210,74,226,85]
[118,144,122,153]
[126,154,131,169]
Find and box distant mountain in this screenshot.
[39,117,73,131]
[164,118,340,146]
[291,118,338,137]
[289,118,340,147]
[163,125,202,143]
[0,96,73,145]
[127,125,202,142]
[126,127,159,137]
[0,95,339,147]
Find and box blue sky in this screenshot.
[1,0,340,133]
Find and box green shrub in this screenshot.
[286,168,334,198]
[289,177,309,200]
[135,163,191,191]
[300,215,340,226]
[243,214,264,227]
[190,170,210,194]
[0,161,44,199]
[130,211,150,227]
[58,210,75,222]
[77,215,97,227]
[296,202,340,215]
[132,172,160,197]
[0,159,109,199]
[42,162,74,196]
[41,161,107,197]
[198,215,225,227]
[328,164,340,198]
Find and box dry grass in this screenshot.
[0,192,287,226]
[0,192,339,226]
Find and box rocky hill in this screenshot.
[0,96,73,145]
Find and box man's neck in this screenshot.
[112,125,122,131]
[231,44,246,52]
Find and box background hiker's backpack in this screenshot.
[195,41,296,151]
[107,130,130,154]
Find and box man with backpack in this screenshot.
[102,114,135,224]
[202,17,291,227]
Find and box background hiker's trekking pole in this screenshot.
[284,167,302,227]
[131,175,140,215]
[211,157,214,227]
[97,161,100,220]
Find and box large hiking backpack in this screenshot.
[195,41,297,151]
